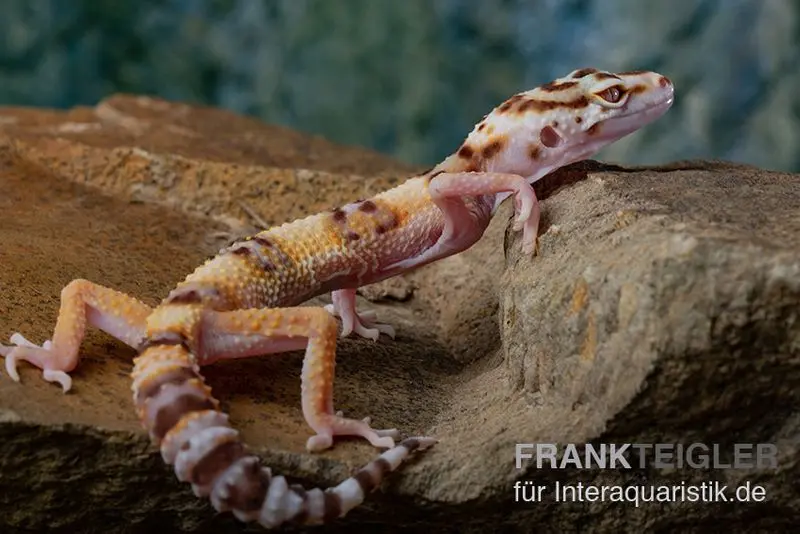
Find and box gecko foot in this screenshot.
[323,303,396,341]
[0,333,73,392]
[306,411,401,452]
[510,187,540,255]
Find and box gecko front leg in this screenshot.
[324,288,396,341]
[384,171,539,274]
[430,171,540,254]
[197,306,400,451]
[0,279,152,391]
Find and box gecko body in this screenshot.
[1,68,673,528]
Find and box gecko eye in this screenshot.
[596,85,626,105]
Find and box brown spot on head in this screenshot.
[593,72,621,81]
[497,94,524,113]
[541,80,579,92]
[627,84,647,95]
[457,144,474,159]
[332,208,346,223]
[529,144,542,160]
[539,126,563,148]
[586,123,601,136]
[571,68,598,79]
[358,200,377,213]
[517,99,535,113]
[658,75,671,87]
[619,70,648,76]
[481,138,505,160]
[521,96,591,113]
[465,161,481,172]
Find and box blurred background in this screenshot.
[1,0,797,172]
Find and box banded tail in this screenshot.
[131,343,434,527]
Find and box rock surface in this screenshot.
[0,96,798,533]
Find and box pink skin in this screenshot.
[324,288,396,340]
[0,69,674,450]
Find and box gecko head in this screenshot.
[525,68,674,165]
[565,68,674,146]
[466,68,674,177]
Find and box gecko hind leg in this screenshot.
[199,306,402,452]
[0,279,152,392]
[324,288,395,341]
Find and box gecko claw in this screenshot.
[43,369,72,392]
[1,333,73,392]
[4,352,21,382]
[334,413,399,438]
[307,411,401,451]
[353,321,395,341]
[324,300,396,340]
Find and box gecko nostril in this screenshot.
[658,76,671,88]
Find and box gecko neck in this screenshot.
[427,149,561,216]
[429,153,478,175]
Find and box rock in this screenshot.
[492,160,800,530]
[1,96,798,532]
[0,96,449,533]
[0,94,417,235]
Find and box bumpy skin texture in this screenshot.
[0,68,673,528]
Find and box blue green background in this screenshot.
[2,1,796,171]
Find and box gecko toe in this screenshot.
[374,427,401,439]
[43,369,72,393]
[353,324,380,341]
[409,436,439,451]
[9,333,37,348]
[370,435,396,449]
[356,309,378,321]
[374,323,396,339]
[4,353,22,382]
[306,433,334,452]
[1,337,74,391]
[353,320,395,341]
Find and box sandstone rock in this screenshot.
[0,97,798,532]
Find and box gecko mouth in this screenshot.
[620,91,674,121]
[595,92,674,139]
